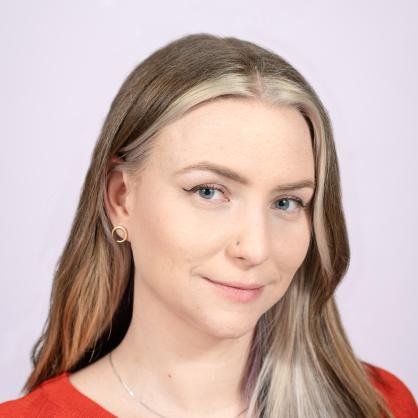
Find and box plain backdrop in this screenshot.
[1,0,417,403]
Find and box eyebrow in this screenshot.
[176,161,316,192]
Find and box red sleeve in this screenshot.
[364,362,418,418]
[0,387,60,418]
[0,372,115,417]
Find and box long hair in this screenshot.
[23,33,394,417]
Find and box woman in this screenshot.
[1,33,416,418]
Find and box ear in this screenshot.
[104,156,132,231]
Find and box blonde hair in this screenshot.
[23,33,393,417]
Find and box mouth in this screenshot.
[202,276,264,302]
[203,276,264,290]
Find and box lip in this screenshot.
[203,276,264,290]
[202,276,264,302]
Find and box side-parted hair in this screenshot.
[23,33,393,418]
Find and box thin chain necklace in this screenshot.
[108,351,249,418]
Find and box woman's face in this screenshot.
[121,98,315,338]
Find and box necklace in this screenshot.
[108,351,249,418]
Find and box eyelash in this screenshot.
[184,183,311,212]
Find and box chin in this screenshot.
[197,313,259,340]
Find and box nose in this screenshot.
[226,209,270,267]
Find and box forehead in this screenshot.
[151,98,314,181]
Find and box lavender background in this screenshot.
[1,0,417,402]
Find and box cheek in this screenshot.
[272,217,312,277]
[128,190,199,292]
[260,220,311,310]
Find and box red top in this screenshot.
[0,363,417,417]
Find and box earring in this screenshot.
[112,225,128,243]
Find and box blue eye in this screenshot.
[274,198,303,212]
[193,184,225,200]
[184,184,309,213]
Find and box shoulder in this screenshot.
[0,373,68,417]
[363,361,418,418]
[0,372,115,418]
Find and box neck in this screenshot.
[111,277,255,418]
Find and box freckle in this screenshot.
[168,373,172,378]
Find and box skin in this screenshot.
[69,98,316,418]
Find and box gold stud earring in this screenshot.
[112,225,128,243]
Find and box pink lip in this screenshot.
[203,277,263,290]
[203,276,264,302]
